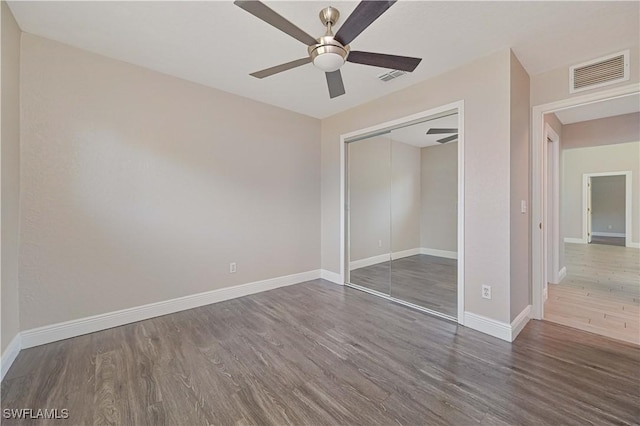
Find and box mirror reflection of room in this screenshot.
[348,112,458,318]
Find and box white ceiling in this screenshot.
[554,93,640,124]
[8,1,640,119]
[390,114,458,148]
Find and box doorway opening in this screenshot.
[584,172,631,247]
[532,85,639,344]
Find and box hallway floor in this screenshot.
[545,242,640,345]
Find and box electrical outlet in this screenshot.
[608,225,613,230]
[482,285,491,299]
[378,240,382,247]
[229,262,237,273]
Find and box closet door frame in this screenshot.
[341,100,465,325]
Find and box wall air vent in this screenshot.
[569,50,629,93]
[377,70,407,82]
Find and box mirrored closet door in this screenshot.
[347,110,459,319]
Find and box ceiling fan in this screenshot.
[427,128,458,144]
[234,0,422,99]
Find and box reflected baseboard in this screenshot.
[350,247,458,270]
[420,247,458,260]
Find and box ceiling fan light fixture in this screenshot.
[309,37,349,72]
[313,51,345,72]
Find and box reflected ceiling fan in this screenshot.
[234,0,422,99]
[427,128,458,143]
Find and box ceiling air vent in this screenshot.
[377,70,407,82]
[569,50,629,93]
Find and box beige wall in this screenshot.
[322,49,514,323]
[591,175,626,234]
[509,52,531,321]
[562,142,640,243]
[420,142,457,252]
[531,45,639,107]
[563,112,639,149]
[1,1,21,354]
[19,34,321,330]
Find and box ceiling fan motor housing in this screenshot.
[309,7,349,72]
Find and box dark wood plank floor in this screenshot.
[350,254,457,316]
[2,280,639,425]
[591,236,626,247]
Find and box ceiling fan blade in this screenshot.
[250,57,312,79]
[334,1,396,46]
[427,128,458,134]
[234,1,318,46]
[326,70,346,99]
[437,134,458,144]
[347,51,422,72]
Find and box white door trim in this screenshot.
[340,100,465,324]
[531,83,640,320]
[583,171,632,246]
[544,123,561,287]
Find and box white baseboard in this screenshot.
[510,305,532,341]
[21,269,321,349]
[564,237,585,244]
[557,266,567,283]
[349,254,390,270]
[591,232,625,237]
[463,305,531,342]
[391,248,422,260]
[627,241,640,249]
[321,269,343,285]
[464,312,511,341]
[420,247,458,259]
[1,333,22,381]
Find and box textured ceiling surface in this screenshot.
[8,1,640,118]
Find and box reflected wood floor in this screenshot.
[350,254,457,317]
[545,242,640,345]
[3,280,639,425]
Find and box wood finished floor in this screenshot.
[3,280,639,425]
[591,236,626,247]
[350,254,457,316]
[545,242,640,345]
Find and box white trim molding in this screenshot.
[591,232,625,237]
[510,305,532,341]
[1,334,22,381]
[421,247,458,259]
[557,267,567,283]
[463,305,531,342]
[320,269,343,285]
[564,237,586,244]
[21,269,322,349]
[628,242,640,249]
